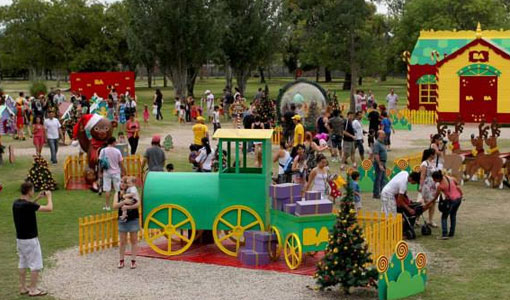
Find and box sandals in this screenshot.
[118,259,136,269]
[118,259,125,269]
[29,289,47,297]
[130,260,137,269]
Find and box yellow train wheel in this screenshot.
[143,204,196,256]
[284,233,302,270]
[213,205,264,257]
[268,226,282,261]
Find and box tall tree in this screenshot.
[221,0,283,95]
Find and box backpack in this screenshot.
[281,156,294,174]
[99,148,110,170]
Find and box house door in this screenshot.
[460,76,497,122]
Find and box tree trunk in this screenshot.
[170,65,188,98]
[380,73,387,82]
[259,67,266,84]
[146,66,153,89]
[358,76,363,86]
[343,72,351,90]
[56,71,61,88]
[349,35,358,113]
[325,68,332,82]
[163,69,168,88]
[225,63,233,89]
[315,67,320,82]
[234,68,250,96]
[187,66,198,97]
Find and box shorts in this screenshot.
[103,173,121,192]
[343,141,355,155]
[381,192,397,215]
[355,140,365,156]
[354,201,362,210]
[385,132,391,145]
[17,238,43,271]
[331,134,343,150]
[118,218,140,233]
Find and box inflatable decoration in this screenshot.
[377,240,428,300]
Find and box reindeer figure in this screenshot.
[443,121,465,183]
[465,121,504,188]
[464,122,487,181]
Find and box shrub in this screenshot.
[30,81,48,97]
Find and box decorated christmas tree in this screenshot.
[315,178,376,294]
[305,100,320,131]
[255,96,276,126]
[26,155,57,191]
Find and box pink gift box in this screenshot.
[295,199,333,216]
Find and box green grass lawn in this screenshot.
[1,77,508,299]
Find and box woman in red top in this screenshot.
[432,170,463,240]
[125,114,140,155]
[16,99,25,140]
[32,116,45,155]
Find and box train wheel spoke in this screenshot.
[219,218,235,229]
[218,232,234,242]
[174,218,191,229]
[150,218,166,229]
[242,220,260,231]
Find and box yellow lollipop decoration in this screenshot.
[361,159,372,171]
[395,241,409,272]
[376,255,390,285]
[396,159,408,170]
[415,252,427,275]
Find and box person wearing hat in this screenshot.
[292,114,304,148]
[192,116,209,148]
[142,135,166,172]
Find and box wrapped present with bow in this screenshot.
[244,231,275,253]
[295,199,333,216]
[238,249,270,267]
[269,183,302,210]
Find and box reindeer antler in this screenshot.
[491,119,501,137]
[437,122,447,137]
[477,121,486,137]
[482,125,490,139]
[455,121,464,134]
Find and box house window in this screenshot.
[419,84,437,104]
[416,74,437,104]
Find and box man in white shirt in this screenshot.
[53,89,66,106]
[100,137,125,210]
[205,90,215,122]
[380,171,420,215]
[43,111,61,164]
[386,88,398,111]
[352,111,365,161]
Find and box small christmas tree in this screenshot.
[315,178,376,294]
[255,97,276,126]
[26,155,57,191]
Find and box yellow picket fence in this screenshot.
[64,154,143,189]
[78,208,160,255]
[272,126,283,145]
[357,211,403,263]
[398,108,436,125]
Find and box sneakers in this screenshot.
[102,206,111,211]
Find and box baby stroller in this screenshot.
[398,202,431,240]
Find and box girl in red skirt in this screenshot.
[16,100,25,140]
[32,116,45,155]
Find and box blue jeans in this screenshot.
[373,161,387,197]
[441,198,462,237]
[47,139,58,164]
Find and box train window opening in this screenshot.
[219,140,264,174]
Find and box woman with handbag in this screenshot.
[419,148,439,228]
[432,170,463,240]
[304,154,329,198]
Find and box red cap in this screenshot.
[152,135,161,144]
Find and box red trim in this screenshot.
[407,64,437,110]
[436,39,510,68]
[437,112,510,124]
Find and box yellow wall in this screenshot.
[437,43,510,113]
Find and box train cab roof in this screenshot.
[212,129,273,140]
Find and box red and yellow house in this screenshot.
[406,24,510,123]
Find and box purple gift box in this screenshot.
[305,191,322,201]
[272,197,291,210]
[269,183,302,200]
[239,249,270,266]
[244,231,274,252]
[295,199,333,216]
[284,203,296,215]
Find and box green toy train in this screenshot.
[142,129,336,269]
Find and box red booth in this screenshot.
[70,71,135,99]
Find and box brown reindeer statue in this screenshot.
[442,121,464,183]
[465,121,504,188]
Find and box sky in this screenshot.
[0,0,389,13]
